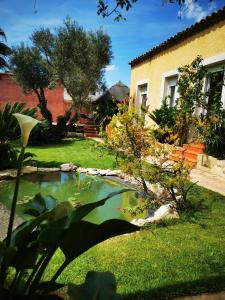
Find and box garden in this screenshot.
[0,12,225,300]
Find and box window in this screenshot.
[137,83,148,110]
[163,75,178,107]
[205,66,225,111]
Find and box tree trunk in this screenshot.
[33,88,53,124]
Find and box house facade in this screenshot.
[129,7,225,123]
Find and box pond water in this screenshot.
[0,172,138,223]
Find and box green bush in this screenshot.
[204,110,225,159]
[0,102,37,170]
[0,142,18,170]
[29,109,77,145]
[149,98,177,143]
[0,102,37,142]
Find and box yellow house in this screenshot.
[129,7,225,122]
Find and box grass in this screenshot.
[20,138,116,169]
[15,138,225,298]
[44,186,225,299]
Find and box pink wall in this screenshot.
[0,73,67,121]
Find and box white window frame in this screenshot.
[204,64,225,108]
[201,53,225,108]
[135,79,149,108]
[160,70,179,106]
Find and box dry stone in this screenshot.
[38,167,60,172]
[88,170,100,175]
[77,167,88,173]
[131,202,179,226]
[60,163,77,172]
[106,170,121,176]
[0,169,17,180]
[21,166,38,175]
[99,169,110,176]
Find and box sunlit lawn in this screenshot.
[22,138,116,170]
[44,185,225,299]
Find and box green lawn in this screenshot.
[24,138,116,169]
[43,185,225,300]
[18,139,225,299]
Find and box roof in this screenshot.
[130,6,225,67]
[108,80,129,102]
[93,81,129,103]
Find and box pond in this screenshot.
[0,172,139,223]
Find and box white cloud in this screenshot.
[179,0,217,22]
[105,64,118,72]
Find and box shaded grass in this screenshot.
[43,185,225,299]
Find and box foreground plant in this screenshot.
[0,114,139,299]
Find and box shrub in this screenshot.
[149,98,177,143]
[0,102,37,170]
[175,56,206,146]
[198,110,225,160]
[0,101,37,142]
[106,105,192,212]
[0,142,18,170]
[29,109,77,145]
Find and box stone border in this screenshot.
[0,163,140,186]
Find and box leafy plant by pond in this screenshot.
[0,113,139,300]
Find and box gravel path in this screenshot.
[0,203,23,240]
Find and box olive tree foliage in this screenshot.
[10,18,112,121]
[10,44,53,123]
[97,0,215,21]
[32,18,112,115]
[0,28,11,69]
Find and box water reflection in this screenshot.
[0,172,138,224]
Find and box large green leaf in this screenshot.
[10,231,40,270]
[34,281,65,294]
[2,213,49,270]
[9,211,49,248]
[68,271,122,300]
[24,193,58,217]
[65,189,133,227]
[38,189,133,249]
[60,219,139,264]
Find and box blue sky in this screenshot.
[1,0,224,88]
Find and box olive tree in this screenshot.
[0,28,11,69]
[10,18,112,122]
[54,19,112,115]
[10,43,53,123]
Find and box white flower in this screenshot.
[13,113,40,147]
